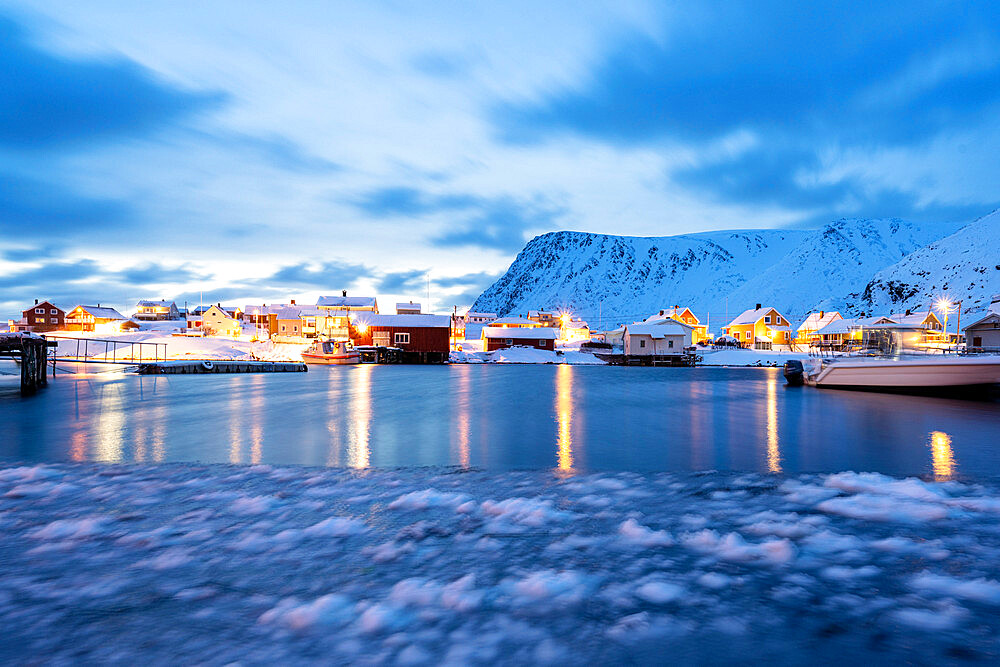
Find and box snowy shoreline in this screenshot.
[2,462,999,663]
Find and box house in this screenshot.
[65,305,126,332]
[396,302,422,315]
[464,311,497,324]
[16,300,66,333]
[275,306,306,338]
[623,320,695,356]
[134,300,181,321]
[488,316,542,329]
[317,291,378,313]
[351,313,451,362]
[889,310,943,332]
[201,304,243,337]
[242,303,297,337]
[561,318,592,342]
[963,294,1000,349]
[795,311,843,345]
[643,306,709,343]
[527,310,560,327]
[812,315,896,348]
[482,326,558,352]
[723,305,793,349]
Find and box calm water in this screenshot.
[1,364,999,477]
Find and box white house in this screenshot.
[396,301,422,315]
[623,320,695,356]
[963,294,1000,349]
[201,304,242,337]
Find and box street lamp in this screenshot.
[936,298,953,342]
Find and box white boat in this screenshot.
[301,340,360,365]
[783,326,1000,396]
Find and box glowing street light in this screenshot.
[936,298,953,340]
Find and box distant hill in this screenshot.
[471,216,987,329]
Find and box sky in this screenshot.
[2,1,999,320]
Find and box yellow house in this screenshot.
[723,305,792,349]
[794,311,843,345]
[645,307,709,343]
[202,304,242,337]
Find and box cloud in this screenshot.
[433,197,565,252]
[0,12,223,151]
[432,271,500,289]
[410,49,480,79]
[493,2,1000,221]
[258,260,373,289]
[0,171,131,239]
[195,130,342,174]
[377,269,428,294]
[352,186,479,217]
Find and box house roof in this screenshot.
[464,311,497,319]
[490,316,540,327]
[356,314,450,328]
[796,311,842,333]
[725,307,786,327]
[75,306,125,320]
[483,326,558,340]
[395,302,421,312]
[317,295,377,309]
[963,311,1000,331]
[644,307,698,324]
[625,322,693,337]
[137,300,176,308]
[889,310,939,326]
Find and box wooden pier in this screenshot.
[136,360,307,374]
[0,333,58,395]
[595,353,698,367]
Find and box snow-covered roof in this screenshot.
[490,316,540,327]
[355,314,450,328]
[726,307,785,327]
[889,310,939,326]
[963,311,1000,331]
[565,319,590,330]
[483,326,558,340]
[75,306,126,320]
[814,318,856,335]
[395,302,421,312]
[644,307,697,323]
[796,311,842,333]
[624,322,692,337]
[464,311,497,319]
[137,300,175,308]
[317,295,377,309]
[274,307,304,320]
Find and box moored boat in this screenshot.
[301,340,360,365]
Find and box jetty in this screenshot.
[0,333,58,395]
[136,360,307,374]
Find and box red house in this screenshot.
[351,314,450,363]
[19,300,65,333]
[482,326,558,352]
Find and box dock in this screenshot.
[0,333,58,394]
[136,360,307,374]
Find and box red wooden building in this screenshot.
[19,300,65,333]
[482,326,558,352]
[351,314,451,363]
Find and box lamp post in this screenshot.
[936,298,953,345]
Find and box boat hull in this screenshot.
[804,356,1000,397]
[301,352,360,365]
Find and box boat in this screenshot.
[783,326,1000,397]
[301,339,360,365]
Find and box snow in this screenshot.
[45,330,308,362]
[6,463,1000,662]
[696,347,805,367]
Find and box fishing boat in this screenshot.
[784,325,1000,397]
[301,339,360,365]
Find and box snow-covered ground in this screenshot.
[45,329,308,362]
[450,345,605,365]
[696,347,807,367]
[2,463,1000,663]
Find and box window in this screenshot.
[51,309,57,314]
[764,315,771,324]
[394,332,410,344]
[505,338,513,345]
[281,326,286,331]
[35,308,44,314]
[668,340,674,348]
[639,339,646,348]
[51,318,58,324]
[973,337,982,347]
[734,332,740,340]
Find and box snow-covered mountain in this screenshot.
[854,210,1000,315]
[472,217,974,329]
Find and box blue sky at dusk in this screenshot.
[2,1,999,319]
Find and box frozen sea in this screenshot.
[2,365,1000,664]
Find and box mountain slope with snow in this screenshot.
[855,210,1000,315]
[473,218,965,328]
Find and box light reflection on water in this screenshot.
[2,366,997,477]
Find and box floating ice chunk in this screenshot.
[0,465,61,483]
[303,516,368,537]
[821,565,880,581]
[259,593,354,631]
[358,602,413,634]
[4,482,77,499]
[635,581,683,604]
[28,517,107,540]
[229,495,276,515]
[397,643,433,665]
[682,530,795,565]
[817,495,948,522]
[779,479,841,504]
[618,519,674,547]
[481,497,573,528]
[889,603,968,631]
[507,570,590,606]
[697,572,732,590]
[363,540,415,563]
[909,572,1000,605]
[388,489,471,510]
[823,472,948,502]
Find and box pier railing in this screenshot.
[42,335,168,364]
